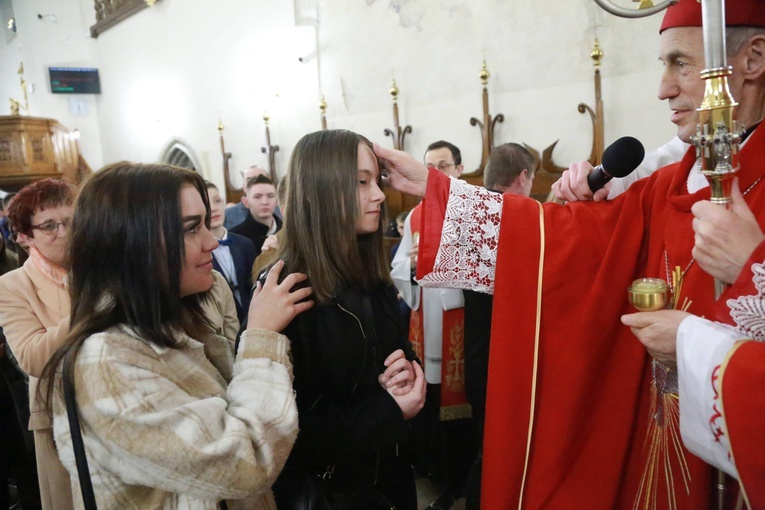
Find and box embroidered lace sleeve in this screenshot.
[417,178,502,294]
[725,261,765,341]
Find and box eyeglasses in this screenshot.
[431,162,455,172]
[31,218,71,234]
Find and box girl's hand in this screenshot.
[389,360,426,420]
[378,349,415,395]
[247,260,313,332]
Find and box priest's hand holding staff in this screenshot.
[692,178,765,285]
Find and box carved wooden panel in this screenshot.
[91,0,161,39]
[0,136,11,162]
[31,137,45,161]
[0,116,85,188]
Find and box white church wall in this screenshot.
[1,0,678,192]
[317,0,675,170]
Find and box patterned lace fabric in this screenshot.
[726,261,765,342]
[418,178,503,294]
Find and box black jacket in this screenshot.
[273,284,418,507]
[229,214,281,255]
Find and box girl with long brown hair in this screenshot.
[269,130,426,510]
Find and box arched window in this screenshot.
[161,140,200,172]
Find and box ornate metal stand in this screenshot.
[578,40,606,167]
[380,82,417,243]
[540,39,606,179]
[217,120,241,204]
[261,112,279,182]
[469,60,504,176]
[383,80,412,151]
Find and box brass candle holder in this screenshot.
[628,278,669,311]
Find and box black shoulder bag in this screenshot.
[63,350,98,510]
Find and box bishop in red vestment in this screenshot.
[374,1,765,506]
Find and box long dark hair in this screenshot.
[42,162,214,408]
[276,129,390,303]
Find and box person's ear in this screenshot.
[16,231,32,247]
[455,164,464,177]
[742,34,765,80]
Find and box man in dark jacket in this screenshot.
[230,175,282,254]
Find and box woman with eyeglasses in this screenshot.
[0,178,77,510]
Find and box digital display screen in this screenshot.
[49,67,101,94]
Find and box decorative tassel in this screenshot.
[633,362,691,510]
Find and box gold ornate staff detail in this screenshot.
[690,12,743,506]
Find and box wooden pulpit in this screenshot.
[0,116,88,190]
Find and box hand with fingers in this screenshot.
[378,349,415,396]
[246,259,314,332]
[551,161,610,203]
[621,310,691,368]
[373,144,429,198]
[260,234,280,252]
[388,360,427,420]
[408,244,418,270]
[691,178,765,285]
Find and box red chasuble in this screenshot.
[417,125,765,509]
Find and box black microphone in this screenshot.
[587,136,645,192]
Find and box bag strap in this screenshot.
[63,351,231,510]
[63,349,98,510]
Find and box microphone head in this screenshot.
[601,136,645,178]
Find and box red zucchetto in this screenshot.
[660,0,765,32]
